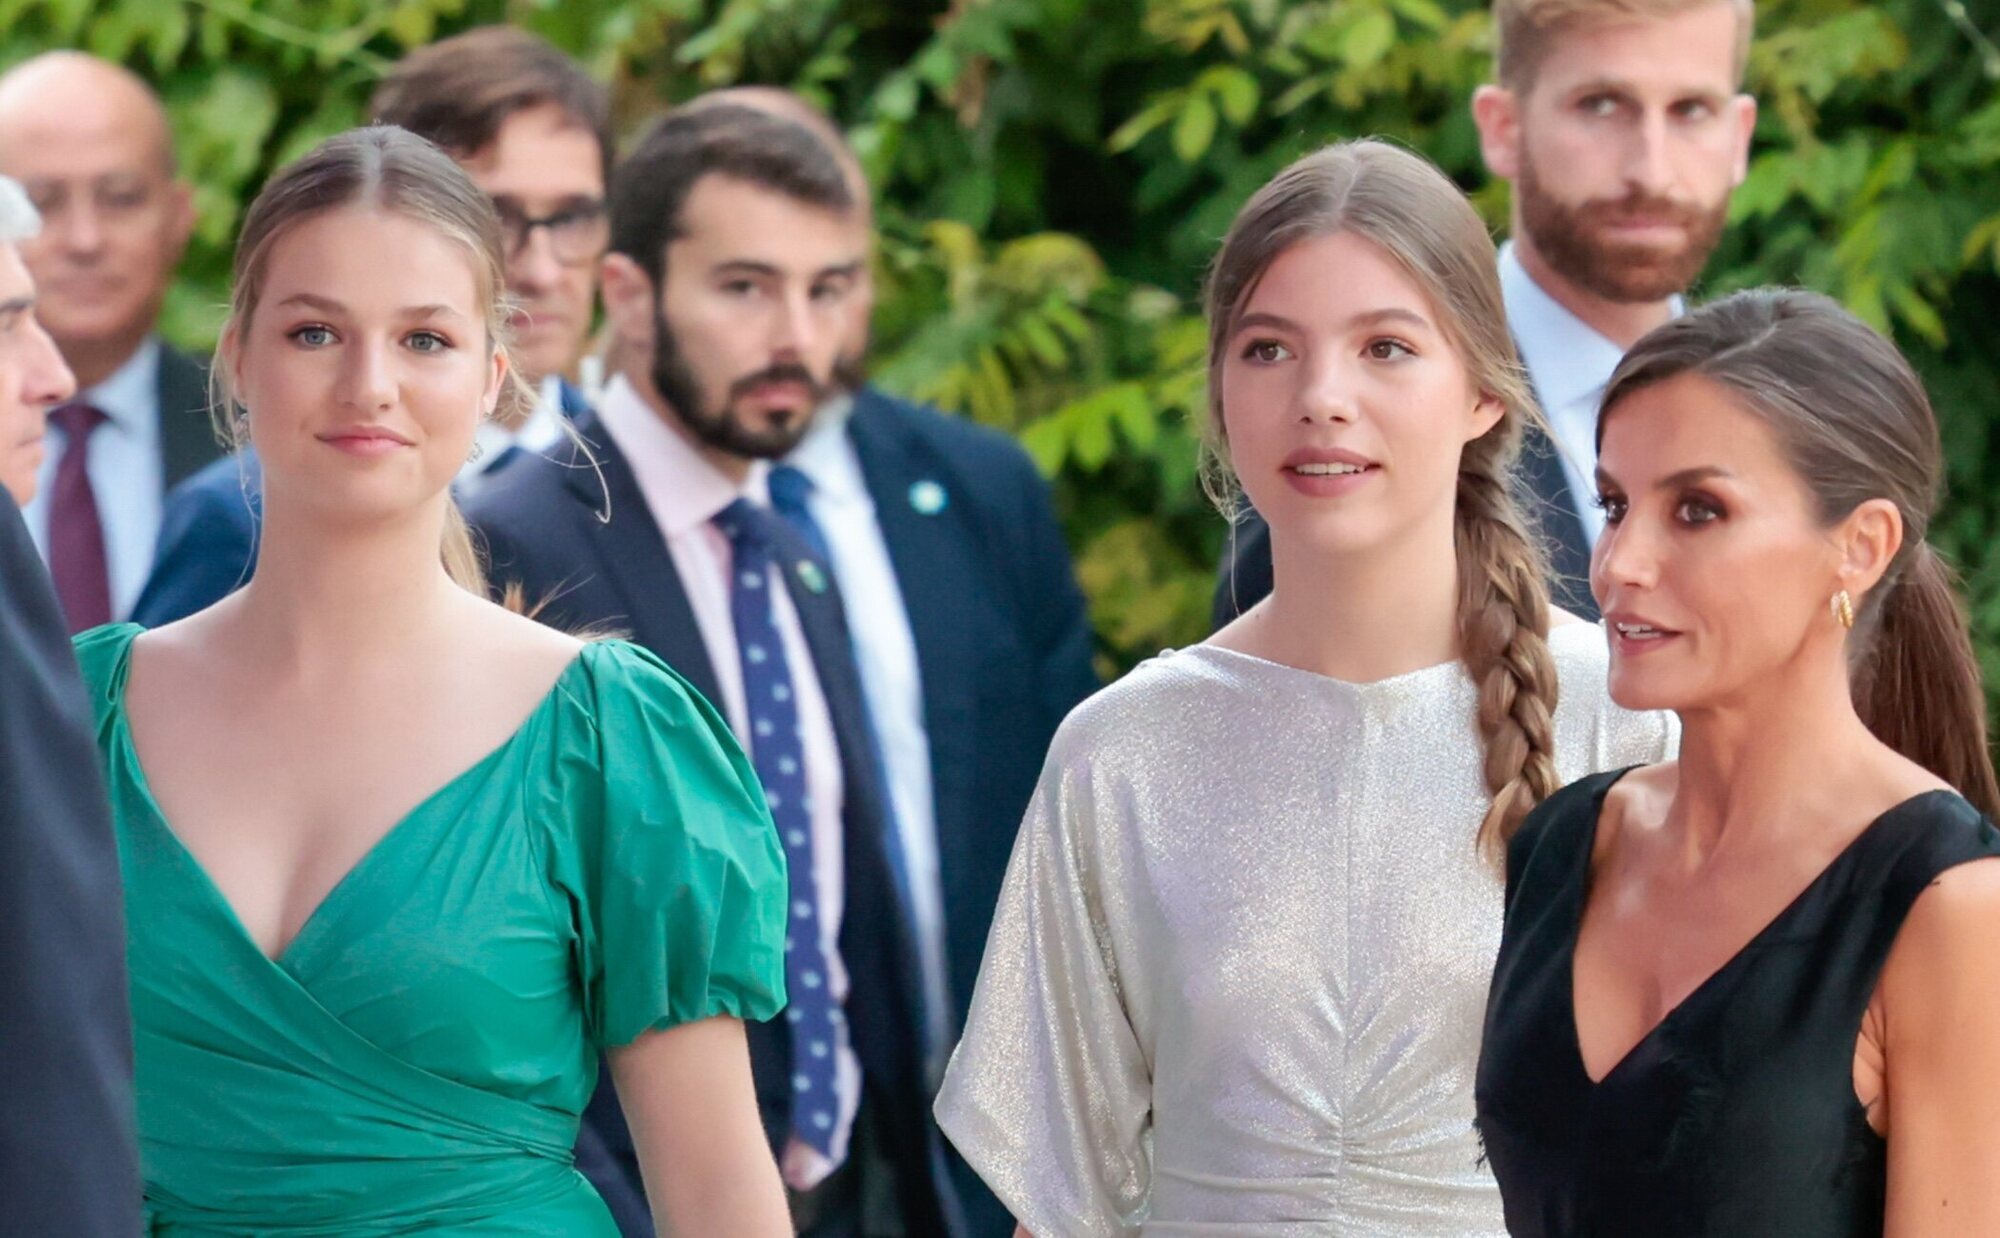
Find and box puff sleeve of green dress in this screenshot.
[72,626,788,1236]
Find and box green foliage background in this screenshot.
[4,0,1998,724]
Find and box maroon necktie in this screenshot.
[47,403,112,633]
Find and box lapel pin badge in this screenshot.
[909,479,947,515]
[795,559,829,594]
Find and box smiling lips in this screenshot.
[318,426,414,458]
[1282,446,1379,497]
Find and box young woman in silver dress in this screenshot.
[935,139,1675,1235]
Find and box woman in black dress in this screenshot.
[1475,288,2000,1237]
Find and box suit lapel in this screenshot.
[560,413,721,702]
[1512,351,1598,619]
[844,392,980,825]
[156,344,216,490]
[556,379,593,419]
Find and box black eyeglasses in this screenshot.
[491,198,609,266]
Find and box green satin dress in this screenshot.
[74,627,789,1236]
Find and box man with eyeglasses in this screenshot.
[0,53,214,634]
[131,25,613,626]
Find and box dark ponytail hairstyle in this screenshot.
[1600,288,2000,820]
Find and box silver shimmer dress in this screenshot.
[935,622,1676,1236]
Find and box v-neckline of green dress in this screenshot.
[73,623,790,1235]
[104,628,588,970]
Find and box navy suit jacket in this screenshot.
[465,410,956,1237]
[0,495,142,1233]
[132,383,590,627]
[843,388,1097,1236]
[843,387,1097,1035]
[157,343,219,491]
[1212,408,1598,627]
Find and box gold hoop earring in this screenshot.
[1831,589,1855,630]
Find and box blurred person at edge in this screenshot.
[0,170,142,1236]
[133,24,610,627]
[0,176,76,506]
[683,85,1100,1238]
[1216,0,1756,624]
[0,52,211,632]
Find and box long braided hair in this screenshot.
[1201,139,1563,856]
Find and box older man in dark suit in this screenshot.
[0,53,214,632]
[0,172,141,1235]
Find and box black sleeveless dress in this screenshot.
[1475,767,2000,1238]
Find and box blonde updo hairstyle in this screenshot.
[1202,139,1561,855]
[211,125,533,593]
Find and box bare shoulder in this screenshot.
[129,594,253,686]
[447,591,587,685]
[1879,835,2000,1063]
[1204,597,1270,656]
[1893,852,2000,970]
[1594,761,1678,862]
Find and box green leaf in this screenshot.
[1342,9,1396,68]
[1200,66,1258,126]
[1112,383,1160,450]
[873,73,920,123]
[1071,402,1116,469]
[1171,93,1217,163]
[1273,76,1327,116]
[147,3,193,67]
[1015,313,1069,368]
[1019,416,1068,475]
[1962,215,2000,272]
[42,0,92,41]
[85,6,144,62]
[385,2,439,50]
[1387,0,1449,32]
[1108,95,1182,154]
[1887,284,1948,348]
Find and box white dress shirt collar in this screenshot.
[1499,242,1685,546]
[593,374,770,532]
[1497,242,1637,417]
[783,393,862,502]
[24,336,168,620]
[85,336,165,436]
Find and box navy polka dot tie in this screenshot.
[713,497,846,1160]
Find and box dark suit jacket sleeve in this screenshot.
[1004,449,1099,731]
[132,462,259,627]
[0,497,142,1234]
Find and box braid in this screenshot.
[1455,461,1563,860]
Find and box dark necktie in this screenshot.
[47,403,111,633]
[712,497,848,1162]
[765,463,938,1060]
[767,464,833,566]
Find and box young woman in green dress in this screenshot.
[73,126,794,1235]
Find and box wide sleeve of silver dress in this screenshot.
[935,623,1677,1237]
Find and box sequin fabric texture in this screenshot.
[935,622,1677,1236]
